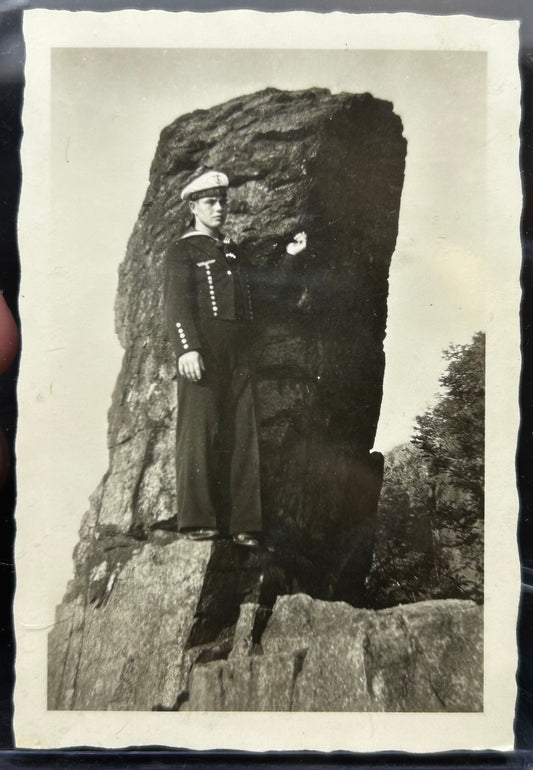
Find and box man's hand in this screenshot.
[286,231,307,256]
[178,351,205,382]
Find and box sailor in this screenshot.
[164,169,306,547]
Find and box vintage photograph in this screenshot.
[15,10,521,751]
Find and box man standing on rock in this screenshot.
[164,169,306,548]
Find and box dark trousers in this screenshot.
[175,320,262,534]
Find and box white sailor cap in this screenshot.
[181,170,229,201]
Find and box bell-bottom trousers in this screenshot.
[175,319,262,534]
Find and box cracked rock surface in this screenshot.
[185,594,483,712]
[49,538,482,712]
[47,88,481,712]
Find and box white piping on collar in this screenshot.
[179,229,231,243]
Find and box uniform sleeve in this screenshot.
[164,241,203,356]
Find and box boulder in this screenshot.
[49,535,482,712]
[49,87,413,711]
[108,86,406,600]
[185,594,483,712]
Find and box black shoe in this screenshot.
[182,528,219,541]
[232,532,261,549]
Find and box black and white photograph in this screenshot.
[14,9,521,751]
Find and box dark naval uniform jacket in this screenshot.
[164,229,253,358]
[164,227,262,534]
[164,227,301,534]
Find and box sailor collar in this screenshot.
[180,229,232,246]
[179,230,237,260]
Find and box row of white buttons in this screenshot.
[205,267,218,316]
[175,322,189,350]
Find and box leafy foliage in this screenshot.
[413,332,485,504]
[367,333,485,607]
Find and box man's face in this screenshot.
[190,194,228,231]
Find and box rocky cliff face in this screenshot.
[49,536,482,711]
[48,87,481,713]
[185,595,483,712]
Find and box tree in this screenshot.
[368,332,485,607]
[413,332,485,507]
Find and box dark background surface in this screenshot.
[0,0,532,765]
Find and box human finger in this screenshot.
[192,361,202,380]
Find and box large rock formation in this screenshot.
[46,88,481,713]
[49,534,483,711]
[185,595,483,712]
[101,86,407,602]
